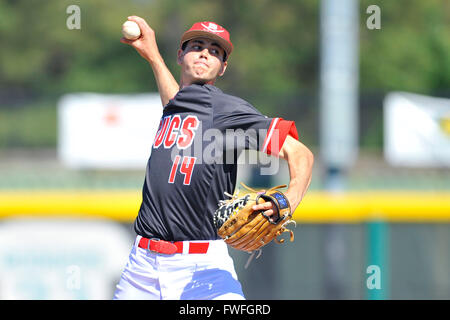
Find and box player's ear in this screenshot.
[177,49,184,65]
[218,61,227,77]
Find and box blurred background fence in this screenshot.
[0,0,449,299]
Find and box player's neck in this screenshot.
[180,76,216,89]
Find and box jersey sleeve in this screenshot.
[212,92,299,156]
[260,117,299,156]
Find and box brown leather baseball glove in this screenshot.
[213,183,296,253]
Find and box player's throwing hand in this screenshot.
[120,16,161,65]
[120,15,179,106]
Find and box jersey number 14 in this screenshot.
[168,155,196,185]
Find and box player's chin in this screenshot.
[193,67,220,80]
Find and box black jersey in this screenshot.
[134,84,298,241]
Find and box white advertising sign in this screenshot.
[0,219,133,299]
[384,92,450,167]
[58,93,163,169]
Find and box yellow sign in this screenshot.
[440,117,450,136]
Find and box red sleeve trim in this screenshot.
[261,118,299,156]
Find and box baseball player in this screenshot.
[114,16,314,300]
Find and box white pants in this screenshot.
[113,235,245,300]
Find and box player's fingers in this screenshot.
[128,15,145,22]
[120,37,133,45]
[127,15,152,35]
[263,209,274,217]
[252,201,273,211]
[120,37,142,48]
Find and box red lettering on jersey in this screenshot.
[177,116,199,149]
[153,116,171,149]
[180,156,196,185]
[164,115,181,149]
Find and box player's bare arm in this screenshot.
[278,136,314,209]
[120,16,179,106]
[253,135,314,217]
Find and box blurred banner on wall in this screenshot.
[0,219,132,299]
[384,92,450,167]
[58,93,163,169]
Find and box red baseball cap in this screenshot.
[180,21,233,59]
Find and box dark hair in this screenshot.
[181,40,227,62]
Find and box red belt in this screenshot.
[138,237,210,255]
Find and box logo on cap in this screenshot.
[200,22,224,33]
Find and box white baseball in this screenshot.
[122,21,141,40]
